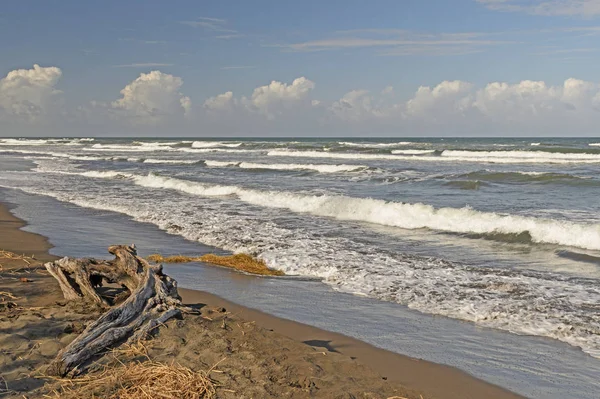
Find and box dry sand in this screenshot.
[0,200,524,398]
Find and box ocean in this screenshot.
[1,137,600,397]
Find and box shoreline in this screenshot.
[0,198,523,398]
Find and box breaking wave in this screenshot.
[391,149,438,155]
[268,149,600,164]
[86,143,176,152]
[457,170,588,184]
[191,141,242,148]
[1,162,597,359]
[337,141,416,148]
[205,160,368,173]
[121,173,600,251]
[141,158,199,165]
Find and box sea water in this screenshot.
[1,137,600,397]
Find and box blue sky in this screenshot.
[2,0,600,136]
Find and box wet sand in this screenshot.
[0,200,523,398]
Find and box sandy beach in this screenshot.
[0,199,523,398]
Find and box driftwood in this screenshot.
[44,244,185,376]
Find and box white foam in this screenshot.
[142,158,198,165]
[338,141,416,148]
[6,170,600,359]
[268,150,407,161]
[80,170,132,179]
[191,141,242,148]
[391,149,437,155]
[134,141,181,147]
[130,173,600,251]
[205,160,367,173]
[530,142,541,146]
[0,139,49,146]
[442,150,600,160]
[269,149,600,164]
[589,143,600,147]
[180,148,259,154]
[204,160,240,168]
[85,143,175,152]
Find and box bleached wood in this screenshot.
[44,244,184,376]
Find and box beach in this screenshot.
[0,196,524,398]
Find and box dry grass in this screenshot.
[47,359,216,399]
[0,291,18,300]
[147,253,285,276]
[0,249,33,265]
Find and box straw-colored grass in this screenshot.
[48,359,216,399]
[0,249,33,264]
[147,253,284,276]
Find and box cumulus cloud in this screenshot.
[110,70,191,125]
[327,77,600,133]
[204,91,236,111]
[0,64,63,123]
[329,90,378,121]
[243,77,315,119]
[5,63,600,135]
[205,77,316,120]
[405,80,473,117]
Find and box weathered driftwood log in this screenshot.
[44,244,184,377]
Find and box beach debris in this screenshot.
[0,249,33,265]
[44,244,189,377]
[147,252,285,276]
[19,277,33,283]
[49,358,216,399]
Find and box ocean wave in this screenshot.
[191,141,242,148]
[126,173,600,251]
[338,141,416,148]
[444,180,484,190]
[80,170,132,179]
[205,160,368,173]
[391,149,438,155]
[0,149,110,161]
[0,138,95,146]
[85,143,176,152]
[268,150,407,161]
[180,148,260,154]
[442,150,600,160]
[5,173,600,359]
[589,143,600,147]
[269,149,600,164]
[556,250,600,265]
[0,139,52,146]
[457,170,588,184]
[141,158,199,165]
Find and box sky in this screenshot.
[3,0,600,137]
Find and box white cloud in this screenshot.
[204,91,236,111]
[5,64,600,136]
[329,90,378,121]
[242,77,315,119]
[477,0,600,17]
[405,80,473,116]
[0,64,62,123]
[328,77,600,133]
[110,70,191,125]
